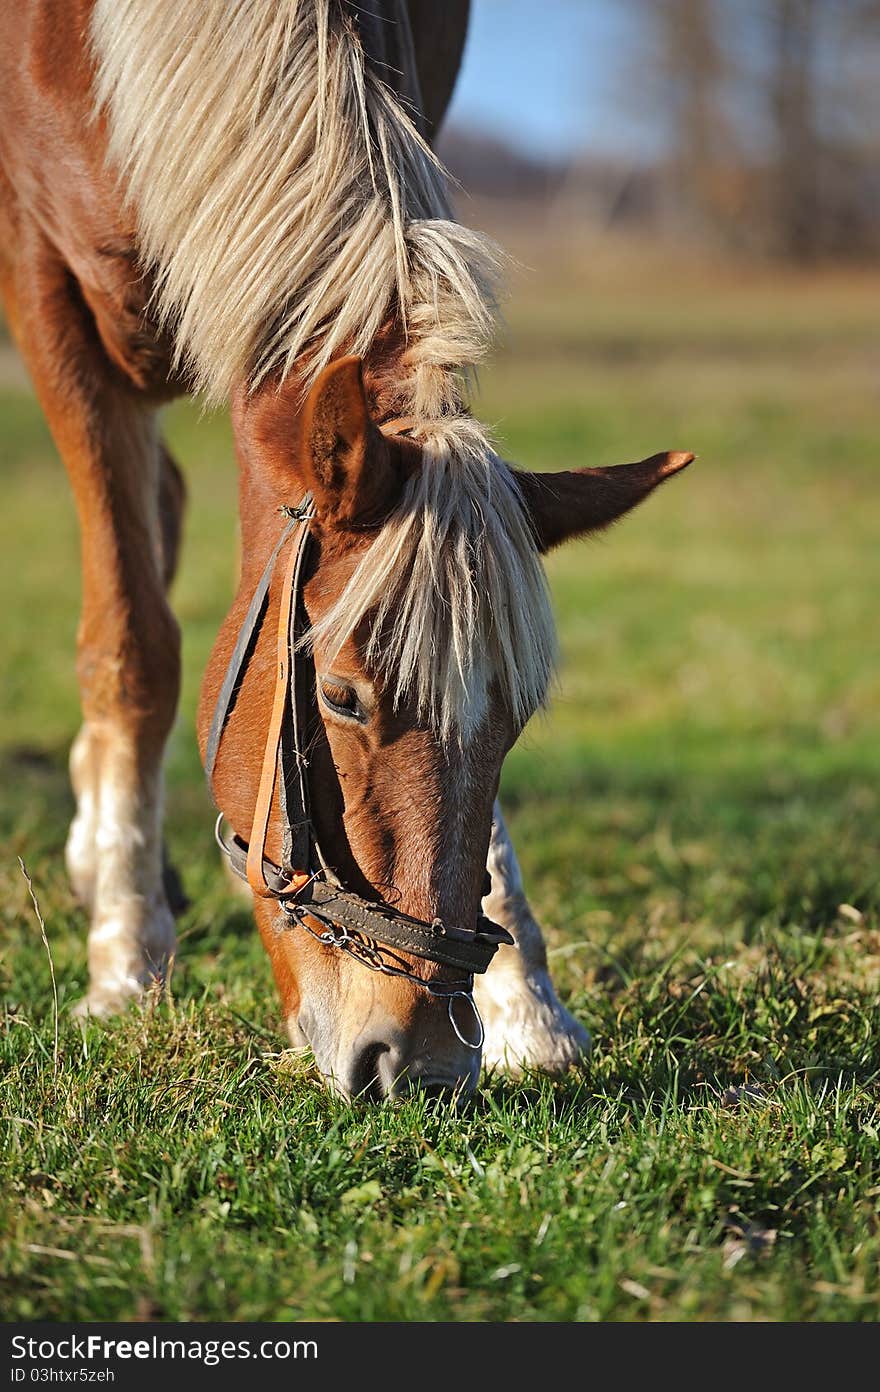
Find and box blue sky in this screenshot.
[445,0,648,160]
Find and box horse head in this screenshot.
[199,356,692,1099]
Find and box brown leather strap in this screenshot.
[378,415,418,439]
[246,520,312,899]
[204,515,298,787]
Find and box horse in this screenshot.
[0,1,692,1099]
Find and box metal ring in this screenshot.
[322,923,350,948]
[447,991,485,1051]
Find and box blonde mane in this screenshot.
[91,0,556,738]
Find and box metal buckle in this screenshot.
[279,501,316,522]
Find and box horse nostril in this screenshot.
[332,1036,480,1102]
[344,1041,389,1101]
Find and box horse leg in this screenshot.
[7,239,181,1014]
[475,804,591,1074]
[66,439,187,916]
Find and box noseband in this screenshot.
[204,485,512,1052]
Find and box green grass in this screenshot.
[1,258,879,1322]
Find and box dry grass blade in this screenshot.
[18,856,59,1077]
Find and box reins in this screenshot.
[204,450,512,1051]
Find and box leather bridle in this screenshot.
[204,470,512,1050]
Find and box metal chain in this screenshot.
[281,902,485,1050]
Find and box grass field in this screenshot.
[1,243,879,1322]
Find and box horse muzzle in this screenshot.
[297,1000,481,1102]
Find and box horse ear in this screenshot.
[513,452,694,552]
[300,356,406,529]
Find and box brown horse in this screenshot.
[0,1,691,1098]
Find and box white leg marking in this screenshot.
[65,723,100,909]
[475,805,590,1075]
[74,728,176,1016]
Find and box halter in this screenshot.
[204,460,512,1051]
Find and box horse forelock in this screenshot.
[304,418,557,743]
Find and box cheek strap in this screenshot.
[246,505,314,898]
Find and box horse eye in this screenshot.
[319,679,363,720]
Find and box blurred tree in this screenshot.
[630,0,742,242]
[770,0,820,260]
[761,0,880,258]
[628,0,880,259]
[659,0,726,224]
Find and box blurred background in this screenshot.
[2,0,878,1008]
[446,0,880,261]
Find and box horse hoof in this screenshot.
[71,971,164,1020]
[71,989,128,1019]
[477,969,591,1077]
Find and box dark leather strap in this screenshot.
[215,817,512,973]
[286,878,512,973]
